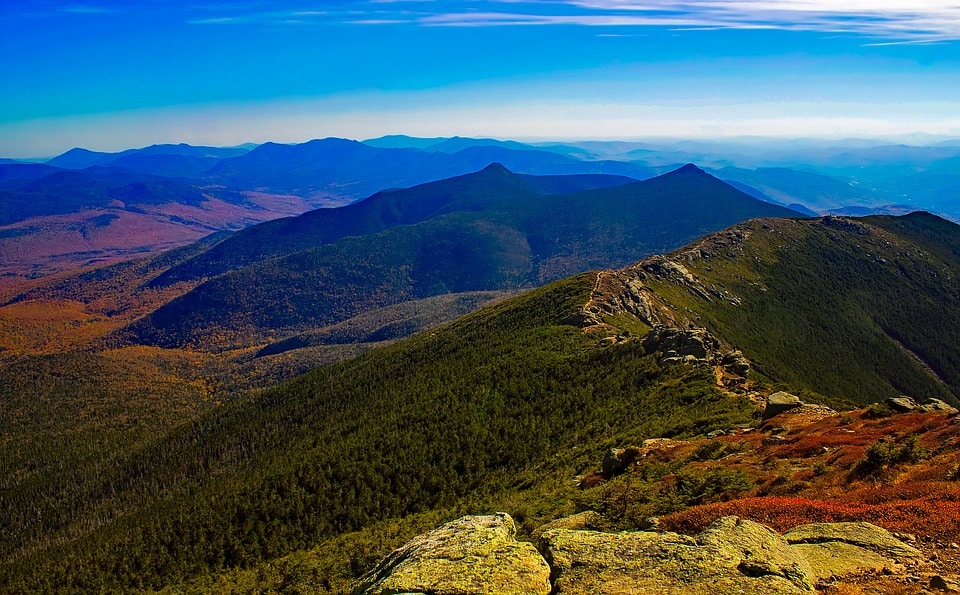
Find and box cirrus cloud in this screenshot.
[365,0,960,41]
[185,1,960,41]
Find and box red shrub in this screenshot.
[659,495,960,541]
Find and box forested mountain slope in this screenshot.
[126,164,803,349]
[5,211,960,593]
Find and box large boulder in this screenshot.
[886,396,920,413]
[540,516,816,594]
[783,522,921,559]
[882,396,957,415]
[919,398,959,414]
[762,391,803,420]
[354,513,551,595]
[533,511,604,539]
[783,522,921,582]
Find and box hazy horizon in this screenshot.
[2,1,958,158]
[7,132,960,163]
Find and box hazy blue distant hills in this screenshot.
[816,144,960,168]
[450,145,654,178]
[104,153,222,178]
[206,138,463,198]
[46,143,252,171]
[364,135,539,153]
[0,163,62,182]
[45,147,116,169]
[206,137,653,201]
[26,137,960,221]
[126,163,804,348]
[715,166,880,213]
[361,134,449,150]
[827,204,919,217]
[425,136,543,154]
[4,136,956,285]
[43,143,253,179]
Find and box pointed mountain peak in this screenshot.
[674,163,706,175]
[480,162,513,174]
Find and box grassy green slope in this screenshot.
[640,213,960,404]
[1,274,756,593]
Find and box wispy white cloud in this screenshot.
[386,0,960,40]
[180,0,960,40]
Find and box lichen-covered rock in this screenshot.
[783,522,921,582]
[356,514,923,595]
[534,511,603,539]
[698,516,816,592]
[762,391,804,420]
[886,395,920,413]
[541,516,816,594]
[783,522,922,559]
[354,513,551,595]
[919,398,959,414]
[790,542,891,581]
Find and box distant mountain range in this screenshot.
[45,143,251,170]
[363,135,960,219]
[203,138,654,199]
[2,135,958,288]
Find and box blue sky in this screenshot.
[1,0,958,156]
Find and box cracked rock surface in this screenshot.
[356,513,921,595]
[353,512,551,595]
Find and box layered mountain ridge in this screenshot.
[114,163,804,349]
[6,135,960,290]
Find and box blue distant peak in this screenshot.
[676,163,705,174]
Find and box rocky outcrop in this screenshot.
[359,514,921,595]
[763,391,803,420]
[572,269,751,382]
[783,522,922,582]
[885,395,959,415]
[783,521,922,559]
[354,513,551,595]
[542,516,814,594]
[533,511,603,539]
[761,392,837,422]
[642,326,721,365]
[721,350,751,378]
